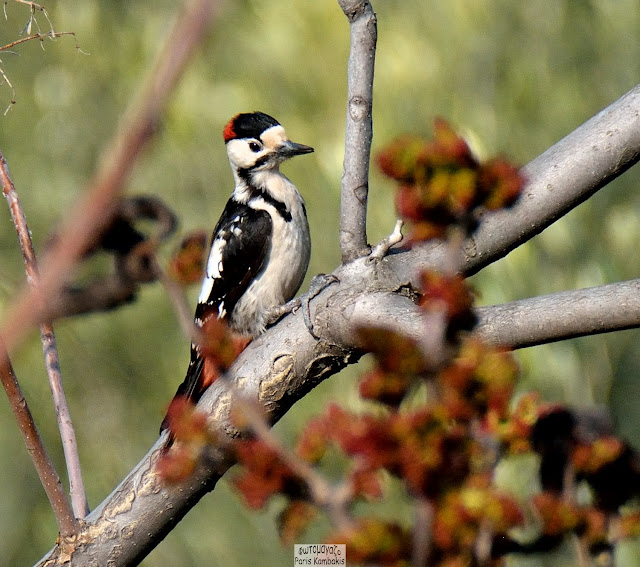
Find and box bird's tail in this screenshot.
[160,348,206,435]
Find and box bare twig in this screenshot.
[0,340,79,536]
[12,0,47,12]
[0,31,78,52]
[155,264,204,345]
[0,63,16,114]
[338,0,377,262]
[0,151,89,518]
[412,498,433,567]
[236,397,356,532]
[40,325,88,517]
[369,219,403,259]
[0,0,222,357]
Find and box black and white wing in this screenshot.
[161,199,272,431]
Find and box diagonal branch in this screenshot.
[387,82,640,286]
[0,151,88,518]
[338,0,377,262]
[465,82,640,276]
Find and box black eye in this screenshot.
[249,141,262,152]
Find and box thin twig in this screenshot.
[155,262,204,346]
[0,151,89,518]
[369,219,403,259]
[12,0,47,11]
[0,62,16,114]
[0,0,222,358]
[337,0,377,262]
[0,31,78,52]
[412,497,433,566]
[0,336,78,536]
[235,397,356,532]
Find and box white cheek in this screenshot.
[227,139,263,169]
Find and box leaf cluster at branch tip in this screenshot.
[377,118,525,243]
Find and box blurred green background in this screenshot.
[1,0,640,565]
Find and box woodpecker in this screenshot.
[161,112,313,432]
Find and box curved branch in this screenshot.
[338,0,377,262]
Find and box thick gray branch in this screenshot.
[338,0,377,262]
[475,279,640,348]
[36,84,640,565]
[392,82,640,285]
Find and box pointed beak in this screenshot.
[277,140,314,158]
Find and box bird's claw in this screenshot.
[302,273,340,339]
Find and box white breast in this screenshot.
[230,172,311,336]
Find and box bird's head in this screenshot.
[223,112,313,174]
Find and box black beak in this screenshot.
[277,140,314,158]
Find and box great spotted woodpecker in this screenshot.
[161,112,313,431]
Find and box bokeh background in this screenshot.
[1,1,640,565]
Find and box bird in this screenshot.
[161,111,313,433]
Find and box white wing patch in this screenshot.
[197,237,227,304]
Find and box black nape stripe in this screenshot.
[237,168,293,222]
[248,185,292,222]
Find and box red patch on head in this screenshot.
[223,115,239,142]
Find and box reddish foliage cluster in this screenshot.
[356,328,428,406]
[377,118,524,242]
[438,337,518,422]
[198,317,249,390]
[167,230,208,285]
[327,519,412,567]
[432,475,523,557]
[158,318,247,483]
[419,271,477,337]
[233,439,306,509]
[156,398,213,483]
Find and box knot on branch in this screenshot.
[338,0,370,22]
[47,195,177,319]
[348,95,372,122]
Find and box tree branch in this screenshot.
[338,0,377,262]
[0,340,79,537]
[465,81,640,276]
[0,151,88,518]
[390,82,640,285]
[475,279,640,348]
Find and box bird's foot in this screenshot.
[264,298,302,328]
[264,274,340,338]
[302,273,340,339]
